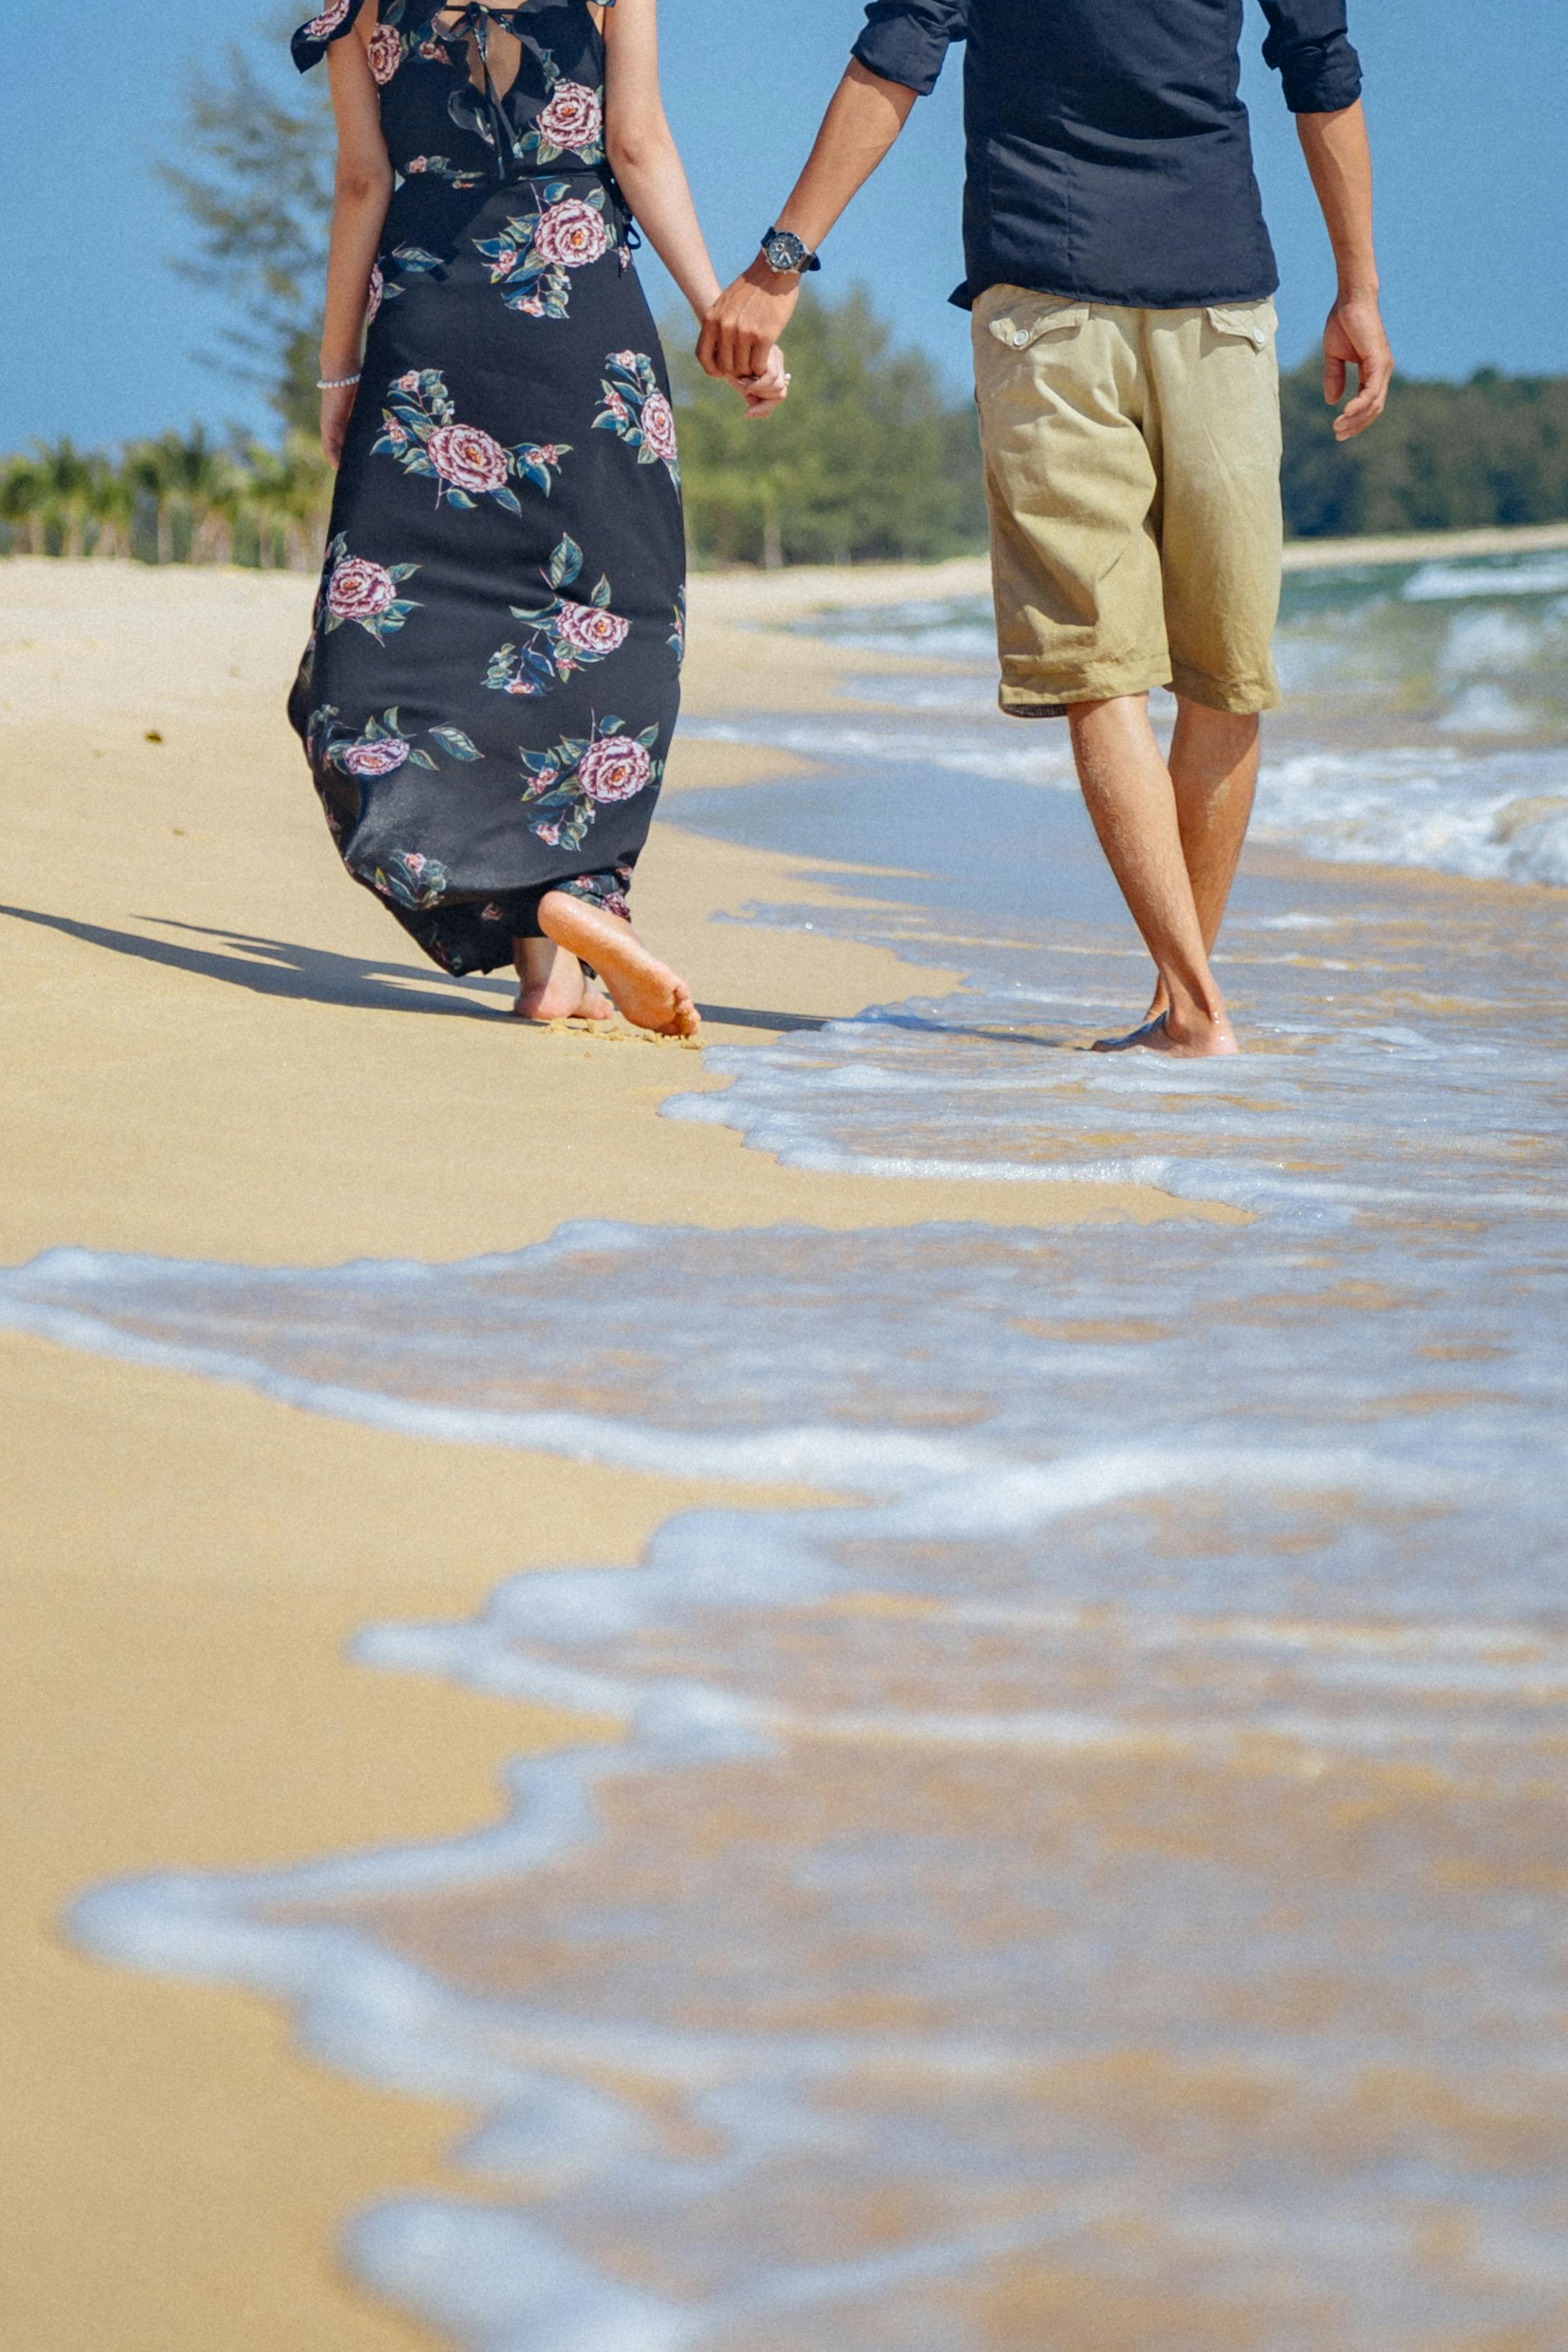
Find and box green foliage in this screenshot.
[670,286,988,567]
[0,432,333,567]
[1283,357,1568,538]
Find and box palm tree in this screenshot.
[31,439,98,559]
[123,438,176,564]
[86,452,134,559]
[240,434,331,569]
[0,455,42,555]
[192,446,250,564]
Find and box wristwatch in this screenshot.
[759,226,822,276]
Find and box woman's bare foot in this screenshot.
[538,891,701,1039]
[512,935,613,1023]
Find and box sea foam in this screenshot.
[29,1206,1568,2348]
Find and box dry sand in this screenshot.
[1,556,1224,2352]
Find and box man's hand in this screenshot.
[699,261,804,385]
[1324,294,1393,440]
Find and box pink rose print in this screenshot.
[534,81,602,152]
[426,423,509,494]
[531,199,611,270]
[393,370,421,392]
[638,390,678,466]
[303,0,352,39]
[610,349,637,367]
[367,23,402,82]
[535,822,563,846]
[554,603,631,659]
[366,263,384,323]
[342,734,411,777]
[326,555,397,622]
[576,736,653,803]
[600,891,632,923]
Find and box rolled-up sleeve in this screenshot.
[1260,0,1362,113]
[851,0,967,97]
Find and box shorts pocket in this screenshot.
[985,292,1092,353]
[1205,299,1278,349]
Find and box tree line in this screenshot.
[2,19,1563,568]
[0,430,330,569]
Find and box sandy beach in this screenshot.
[1,557,1235,2352]
[6,530,1567,2348]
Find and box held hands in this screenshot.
[1324,294,1393,440]
[700,260,804,391]
[733,343,790,421]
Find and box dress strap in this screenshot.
[291,0,369,74]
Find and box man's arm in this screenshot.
[1296,101,1393,440]
[697,0,963,382]
[697,62,917,381]
[1260,2,1391,440]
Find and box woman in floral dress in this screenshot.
[291,0,784,1033]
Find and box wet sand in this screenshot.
[1,557,1223,2352]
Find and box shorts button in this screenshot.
[1012,328,1029,347]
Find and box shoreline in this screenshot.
[2,558,1231,2352]
[5,550,1560,2352]
[680,516,1568,632]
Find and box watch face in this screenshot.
[764,232,806,273]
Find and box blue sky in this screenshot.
[3,0,1564,451]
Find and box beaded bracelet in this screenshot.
[317,370,362,391]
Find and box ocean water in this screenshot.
[17,552,1568,2350]
[780,550,1568,887]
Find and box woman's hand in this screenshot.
[733,344,790,421]
[320,380,360,469]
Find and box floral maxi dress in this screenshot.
[289,0,685,975]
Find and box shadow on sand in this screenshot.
[1,907,863,1039]
[0,904,515,1020]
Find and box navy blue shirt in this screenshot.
[851,0,1362,310]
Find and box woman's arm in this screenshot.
[601,0,720,324]
[601,0,784,409]
[318,22,394,464]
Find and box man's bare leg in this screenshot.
[1066,692,1239,1056]
[1137,700,1260,1026]
[513,935,613,1022]
[538,890,701,1039]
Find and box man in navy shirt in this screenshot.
[701,1,1393,1057]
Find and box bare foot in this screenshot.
[512,937,613,1024]
[1092,1010,1239,1057]
[538,892,701,1040]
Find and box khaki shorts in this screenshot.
[971,284,1284,718]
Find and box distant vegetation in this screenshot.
[667,288,986,566]
[1,20,1563,568]
[1281,360,1568,538]
[0,431,330,569]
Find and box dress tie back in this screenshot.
[292,0,614,78]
